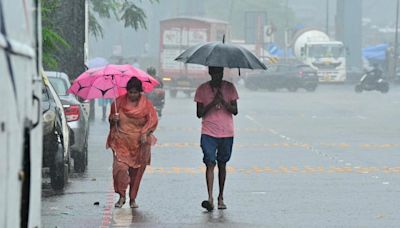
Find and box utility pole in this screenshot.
[284,0,289,60]
[393,0,399,80]
[326,0,329,36]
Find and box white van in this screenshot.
[0,0,42,227]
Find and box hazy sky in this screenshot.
[89,0,400,62]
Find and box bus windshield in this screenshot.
[308,44,344,58]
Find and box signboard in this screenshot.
[188,29,207,45]
[163,28,181,46]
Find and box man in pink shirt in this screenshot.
[194,66,239,211]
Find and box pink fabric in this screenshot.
[194,80,239,137]
[67,64,160,99]
[106,95,158,168]
[113,157,146,199]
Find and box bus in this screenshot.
[159,17,230,97]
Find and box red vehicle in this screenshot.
[159,17,230,98]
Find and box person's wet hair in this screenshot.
[209,66,223,75]
[126,77,143,92]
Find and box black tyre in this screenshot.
[355,84,363,93]
[287,85,298,92]
[245,81,258,90]
[169,89,177,98]
[305,85,317,92]
[50,143,68,190]
[184,91,192,97]
[74,150,87,173]
[266,85,275,92]
[380,82,389,93]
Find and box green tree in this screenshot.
[41,0,70,69]
[90,0,159,39]
[41,0,158,68]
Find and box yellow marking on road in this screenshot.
[145,166,400,175]
[154,143,400,149]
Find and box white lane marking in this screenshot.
[251,191,267,194]
[245,115,255,121]
[269,129,278,135]
[357,115,367,120]
[246,113,391,187]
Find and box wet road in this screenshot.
[42,84,400,227]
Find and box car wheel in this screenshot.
[245,81,258,90]
[380,82,389,93]
[355,84,363,93]
[305,85,317,92]
[287,85,298,92]
[74,144,88,173]
[169,89,177,98]
[50,142,68,190]
[184,91,192,97]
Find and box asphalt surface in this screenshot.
[42,83,400,228]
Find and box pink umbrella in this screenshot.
[67,64,160,113]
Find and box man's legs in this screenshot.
[206,164,215,205]
[201,134,217,211]
[217,163,227,209]
[216,137,233,209]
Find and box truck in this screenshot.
[291,28,346,82]
[159,17,229,97]
[0,0,42,227]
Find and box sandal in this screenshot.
[114,196,126,208]
[218,197,227,210]
[201,200,214,212]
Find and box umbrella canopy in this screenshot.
[67,64,160,100]
[175,41,267,70]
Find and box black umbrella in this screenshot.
[175,36,267,74]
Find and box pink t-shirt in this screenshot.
[194,80,239,138]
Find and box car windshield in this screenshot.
[297,65,313,71]
[48,77,68,96]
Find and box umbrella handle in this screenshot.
[112,76,119,115]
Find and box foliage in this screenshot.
[41,0,70,69]
[90,0,159,40]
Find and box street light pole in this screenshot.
[394,0,399,80]
[284,0,289,59]
[326,0,329,36]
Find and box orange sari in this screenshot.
[106,94,158,168]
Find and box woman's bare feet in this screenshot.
[130,200,139,208]
[114,196,126,208]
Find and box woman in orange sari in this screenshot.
[106,77,158,208]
